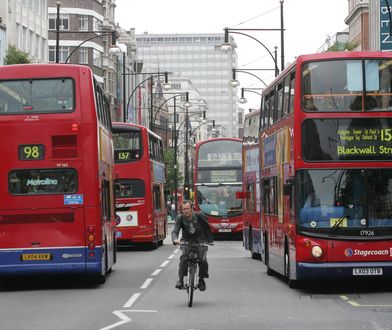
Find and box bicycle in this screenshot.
[179,241,213,307]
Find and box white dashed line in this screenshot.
[123,293,141,308]
[168,254,176,259]
[160,260,170,267]
[140,278,153,289]
[151,269,162,276]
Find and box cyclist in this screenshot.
[172,200,213,291]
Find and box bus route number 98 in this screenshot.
[18,144,45,160]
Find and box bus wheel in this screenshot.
[285,248,298,289]
[265,238,274,276]
[95,244,108,284]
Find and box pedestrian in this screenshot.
[171,200,213,291]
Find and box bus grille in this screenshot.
[52,135,78,158]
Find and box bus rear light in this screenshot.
[311,245,323,258]
[71,123,79,132]
[304,240,311,247]
[88,243,95,250]
[87,234,95,242]
[87,226,95,233]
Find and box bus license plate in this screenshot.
[353,268,382,276]
[218,229,232,233]
[21,253,52,261]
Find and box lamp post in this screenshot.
[230,68,268,87]
[63,30,117,64]
[124,72,170,124]
[221,28,280,77]
[238,87,263,104]
[221,1,285,71]
[55,2,60,63]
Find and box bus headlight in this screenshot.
[311,245,323,258]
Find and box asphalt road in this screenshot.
[1,225,392,330]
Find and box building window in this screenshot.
[92,17,101,31]
[49,46,69,63]
[79,15,89,31]
[49,14,69,31]
[93,49,102,67]
[79,47,88,64]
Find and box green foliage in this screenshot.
[4,45,31,65]
[164,148,183,194]
[326,41,358,52]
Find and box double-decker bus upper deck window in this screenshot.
[0,78,74,114]
[9,168,77,195]
[302,59,392,112]
[113,129,142,162]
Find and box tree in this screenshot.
[326,41,358,52]
[4,45,31,65]
[164,148,183,196]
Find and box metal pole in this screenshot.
[280,0,285,71]
[184,106,189,200]
[55,2,60,63]
[173,98,178,215]
[149,76,153,131]
[122,52,127,122]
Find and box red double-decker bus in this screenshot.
[194,138,243,236]
[113,122,167,248]
[0,64,116,283]
[260,51,392,287]
[241,110,262,258]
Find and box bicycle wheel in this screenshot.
[187,264,196,307]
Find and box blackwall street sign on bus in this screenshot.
[381,0,392,50]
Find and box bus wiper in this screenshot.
[328,205,352,234]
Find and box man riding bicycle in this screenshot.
[171,200,213,291]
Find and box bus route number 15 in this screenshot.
[381,128,392,141]
[18,144,44,160]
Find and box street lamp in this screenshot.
[230,68,268,87]
[238,87,263,104]
[124,72,170,124]
[221,1,285,72]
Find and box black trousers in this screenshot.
[178,249,209,279]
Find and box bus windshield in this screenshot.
[0,78,74,114]
[302,59,392,112]
[297,169,392,231]
[113,129,142,162]
[196,184,242,217]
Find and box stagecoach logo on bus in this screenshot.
[64,194,84,205]
[344,248,392,258]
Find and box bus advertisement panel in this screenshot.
[0,64,116,283]
[113,122,167,248]
[241,110,262,259]
[260,52,392,287]
[194,138,243,236]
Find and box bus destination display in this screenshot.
[302,118,392,161]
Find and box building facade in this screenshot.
[135,33,239,138]
[345,0,369,50]
[0,0,48,64]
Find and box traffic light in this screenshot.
[111,31,117,46]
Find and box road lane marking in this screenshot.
[99,310,157,330]
[160,260,170,267]
[140,278,153,289]
[151,269,162,276]
[99,310,131,330]
[123,293,141,308]
[340,295,392,307]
